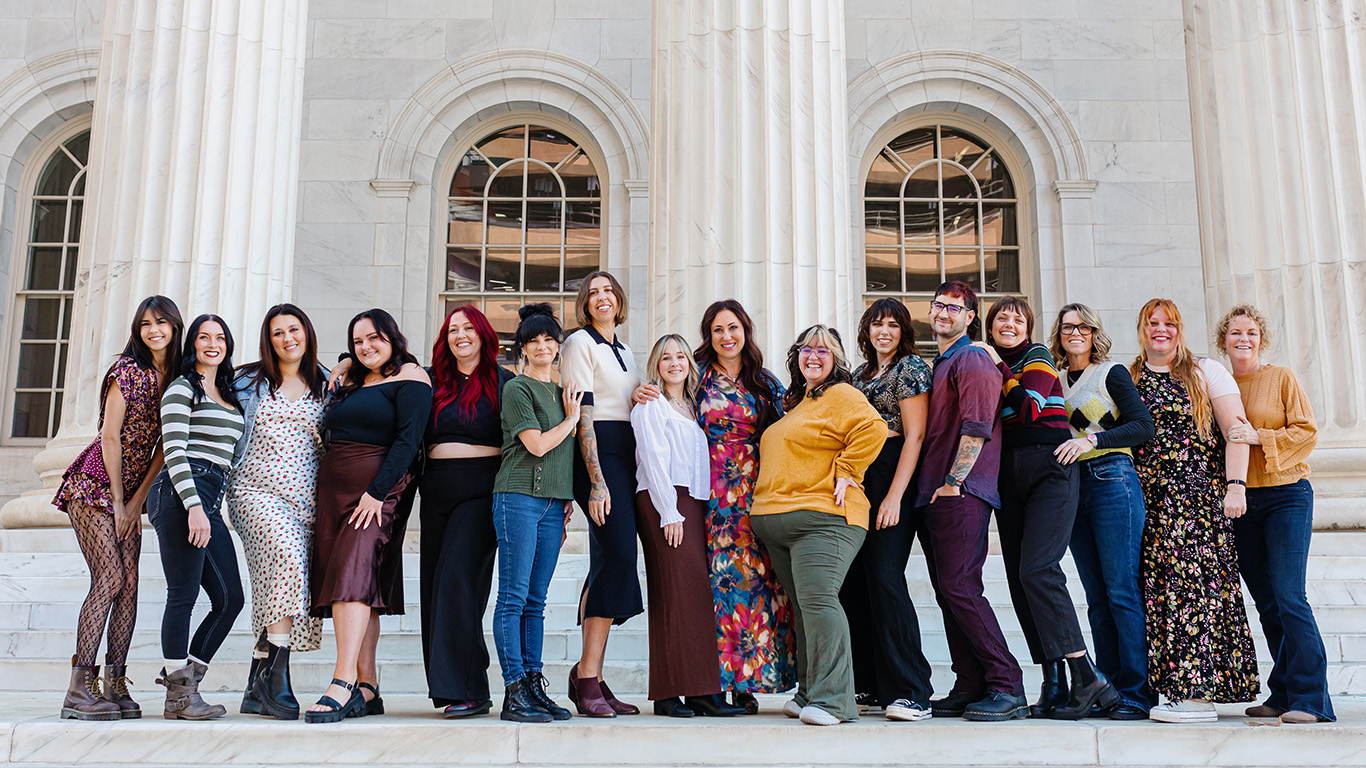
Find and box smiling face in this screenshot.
[446,311,481,366]
[270,314,308,366]
[523,333,559,368]
[798,339,834,388]
[1143,306,1180,360]
[868,314,901,359]
[930,295,973,340]
[1058,310,1094,359]
[586,275,619,329]
[140,310,174,354]
[991,307,1029,349]
[1223,314,1262,367]
[194,320,227,370]
[351,317,393,373]
[710,310,745,367]
[656,338,691,389]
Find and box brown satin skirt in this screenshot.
[310,441,416,618]
[635,488,723,700]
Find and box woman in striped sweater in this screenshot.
[981,297,1117,720]
[147,314,246,720]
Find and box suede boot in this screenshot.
[103,663,141,719]
[158,662,226,720]
[60,659,121,721]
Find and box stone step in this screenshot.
[1,694,1362,768]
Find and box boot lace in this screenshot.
[110,675,132,698]
[86,674,106,698]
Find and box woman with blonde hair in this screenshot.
[630,334,745,718]
[1130,298,1258,723]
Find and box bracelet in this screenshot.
[1226,478,1246,487]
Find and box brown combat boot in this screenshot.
[60,657,121,721]
[103,663,142,719]
[157,662,225,720]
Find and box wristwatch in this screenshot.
[944,474,963,489]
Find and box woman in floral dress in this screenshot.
[229,305,329,720]
[694,300,795,711]
[1129,298,1259,723]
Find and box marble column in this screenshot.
[1185,0,1366,529]
[649,0,854,355]
[0,0,309,528]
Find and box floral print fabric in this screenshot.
[697,366,796,693]
[1134,368,1259,702]
[54,358,161,514]
[853,354,933,434]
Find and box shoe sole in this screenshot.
[963,705,1029,722]
[499,712,553,723]
[60,708,120,721]
[1149,712,1217,723]
[162,711,226,720]
[240,699,262,715]
[118,709,142,720]
[886,708,933,722]
[445,705,492,719]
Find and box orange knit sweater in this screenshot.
[1234,365,1316,488]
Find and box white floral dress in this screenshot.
[227,393,326,651]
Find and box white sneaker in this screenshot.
[885,698,933,722]
[782,699,802,719]
[799,705,841,726]
[1149,699,1217,723]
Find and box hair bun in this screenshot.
[518,302,556,321]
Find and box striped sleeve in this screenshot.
[1001,345,1069,429]
[160,378,202,510]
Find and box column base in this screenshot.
[1306,445,1366,531]
[0,438,86,529]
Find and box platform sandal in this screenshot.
[304,678,364,724]
[357,681,384,716]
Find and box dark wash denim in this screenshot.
[491,491,565,687]
[1068,453,1152,709]
[1235,479,1335,721]
[147,458,244,662]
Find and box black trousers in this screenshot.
[997,443,1085,663]
[838,437,934,705]
[419,456,500,706]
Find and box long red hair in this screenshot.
[431,305,502,422]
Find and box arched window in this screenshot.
[8,129,89,439]
[441,123,602,354]
[863,124,1022,349]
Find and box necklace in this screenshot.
[666,393,694,420]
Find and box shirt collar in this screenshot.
[584,325,628,372]
[932,334,974,367]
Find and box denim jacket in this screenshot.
[230,364,330,466]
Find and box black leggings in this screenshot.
[69,501,141,667]
[147,459,244,662]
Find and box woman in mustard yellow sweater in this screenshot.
[751,325,888,726]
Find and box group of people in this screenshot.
[53,271,1335,728]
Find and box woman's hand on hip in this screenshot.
[348,492,384,530]
[833,476,859,507]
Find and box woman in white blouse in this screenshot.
[630,335,745,719]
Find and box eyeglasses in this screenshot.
[798,346,831,359]
[930,301,967,316]
[1060,324,1095,337]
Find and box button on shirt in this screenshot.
[915,334,1004,509]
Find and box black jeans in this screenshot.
[997,443,1085,663]
[839,437,934,706]
[147,459,244,662]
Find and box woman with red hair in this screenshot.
[419,305,514,717]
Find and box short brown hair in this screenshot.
[1214,303,1272,355]
[985,295,1035,344]
[574,271,628,328]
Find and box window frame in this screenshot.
[2,115,92,446]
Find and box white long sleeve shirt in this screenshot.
[629,396,710,526]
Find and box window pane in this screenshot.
[903,202,939,246]
[888,128,935,173]
[486,201,523,245]
[564,247,597,293]
[864,202,899,246]
[65,132,90,165]
[37,152,80,197]
[450,150,492,197]
[864,247,900,292]
[69,201,82,243]
[942,203,979,247]
[21,298,62,339]
[526,162,562,197]
[26,247,64,290]
[864,150,905,198]
[487,162,525,197]
[985,249,1022,293]
[57,341,68,386]
[902,298,934,348]
[974,152,1015,199]
[16,343,57,388]
[53,392,64,430]
[477,126,526,166]
[525,201,563,245]
[904,162,937,199]
[528,128,577,167]
[31,201,69,243]
[447,200,482,245]
[905,248,940,292]
[944,248,982,290]
[559,151,601,198]
[525,248,562,292]
[940,129,987,168]
[565,201,601,245]
[62,248,77,291]
[11,392,51,438]
[942,165,979,200]
[982,204,1018,247]
[481,296,522,358]
[446,247,480,291]
[61,297,72,337]
[484,247,520,292]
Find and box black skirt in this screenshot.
[573,420,644,624]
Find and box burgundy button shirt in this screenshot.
[915,334,1004,509]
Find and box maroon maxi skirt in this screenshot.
[635,488,723,700]
[311,441,417,618]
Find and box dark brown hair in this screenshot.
[336,308,419,398]
[934,280,981,338]
[985,295,1036,349]
[239,304,325,400]
[856,298,918,381]
[574,270,628,328]
[111,295,183,392]
[694,299,781,431]
[782,325,854,411]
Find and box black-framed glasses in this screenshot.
[1060,324,1094,337]
[930,301,966,316]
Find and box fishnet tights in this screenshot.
[68,501,141,667]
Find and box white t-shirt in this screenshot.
[1145,357,1240,400]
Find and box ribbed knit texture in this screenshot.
[493,375,574,500]
[160,376,244,509]
[1234,365,1316,488]
[997,342,1070,448]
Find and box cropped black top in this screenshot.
[325,378,432,500]
[426,366,515,448]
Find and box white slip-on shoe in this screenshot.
[782,699,802,719]
[799,705,841,726]
[885,698,933,722]
[1149,699,1217,723]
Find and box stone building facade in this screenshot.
[0,0,1361,528]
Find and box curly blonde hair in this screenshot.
[1214,303,1272,356]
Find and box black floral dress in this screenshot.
[1134,369,1259,703]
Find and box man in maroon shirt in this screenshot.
[915,281,1026,721]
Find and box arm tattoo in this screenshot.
[949,435,986,481]
[576,404,607,489]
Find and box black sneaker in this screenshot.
[930,689,983,718]
[1109,703,1149,720]
[885,698,933,721]
[855,691,881,714]
[963,691,1029,722]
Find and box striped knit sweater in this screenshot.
[995,342,1070,448]
[160,376,245,510]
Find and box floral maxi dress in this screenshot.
[1133,369,1258,703]
[696,366,796,693]
[227,394,326,651]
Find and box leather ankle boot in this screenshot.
[240,656,263,714]
[1030,659,1068,718]
[524,672,572,720]
[500,679,552,723]
[158,662,226,720]
[103,663,141,719]
[254,644,300,720]
[1051,653,1120,720]
[60,658,121,721]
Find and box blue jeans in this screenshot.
[492,492,565,687]
[1068,453,1151,709]
[1234,479,1335,721]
